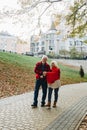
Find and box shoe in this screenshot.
[52,102,57,108]
[45,102,51,108]
[31,104,37,108]
[41,104,45,107]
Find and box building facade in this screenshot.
[64,37,87,52]
[30,22,87,58]
[30,22,61,56]
[0,32,29,54]
[0,32,17,53]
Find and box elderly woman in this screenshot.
[43,60,61,108]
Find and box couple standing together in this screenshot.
[31,55,61,108]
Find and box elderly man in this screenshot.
[31,55,50,108]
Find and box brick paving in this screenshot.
[0,82,87,130]
[45,96,87,130]
[77,113,87,130]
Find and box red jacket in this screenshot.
[46,66,60,84]
[34,61,50,79]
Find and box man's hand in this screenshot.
[43,71,47,76]
[40,75,43,78]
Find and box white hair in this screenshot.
[41,55,48,60]
[51,60,58,67]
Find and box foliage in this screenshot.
[70,47,78,58]
[59,49,69,56]
[53,14,62,35]
[69,47,85,59]
[84,39,87,44]
[53,14,61,26]
[66,0,87,38]
[79,65,84,77]
[47,53,60,59]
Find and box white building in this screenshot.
[0,32,30,54]
[30,22,87,58]
[30,21,61,56]
[0,32,17,53]
[64,37,87,53]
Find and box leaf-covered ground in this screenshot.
[0,61,35,98]
[0,60,87,99]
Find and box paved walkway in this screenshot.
[57,59,87,73]
[0,82,87,130]
[45,96,87,130]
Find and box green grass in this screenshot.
[0,51,87,98]
[0,52,40,68]
[59,63,87,84]
[0,51,87,85]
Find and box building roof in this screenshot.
[50,21,57,31]
[0,31,14,37]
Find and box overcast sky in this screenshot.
[0,0,73,41]
[0,0,19,10]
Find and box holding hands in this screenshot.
[43,71,47,76]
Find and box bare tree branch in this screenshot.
[0,0,62,17]
[39,3,52,18]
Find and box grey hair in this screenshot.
[51,60,58,67]
[41,55,48,60]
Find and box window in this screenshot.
[41,41,44,46]
[69,41,72,46]
[49,46,53,50]
[41,47,45,51]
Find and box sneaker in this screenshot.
[31,104,37,108]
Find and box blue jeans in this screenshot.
[33,79,47,105]
[48,87,59,102]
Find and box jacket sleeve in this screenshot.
[46,67,60,83]
[34,62,43,75]
[57,68,60,79]
[46,71,56,83]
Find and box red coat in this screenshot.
[34,61,50,79]
[46,66,60,84]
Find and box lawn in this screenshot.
[0,52,87,98]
